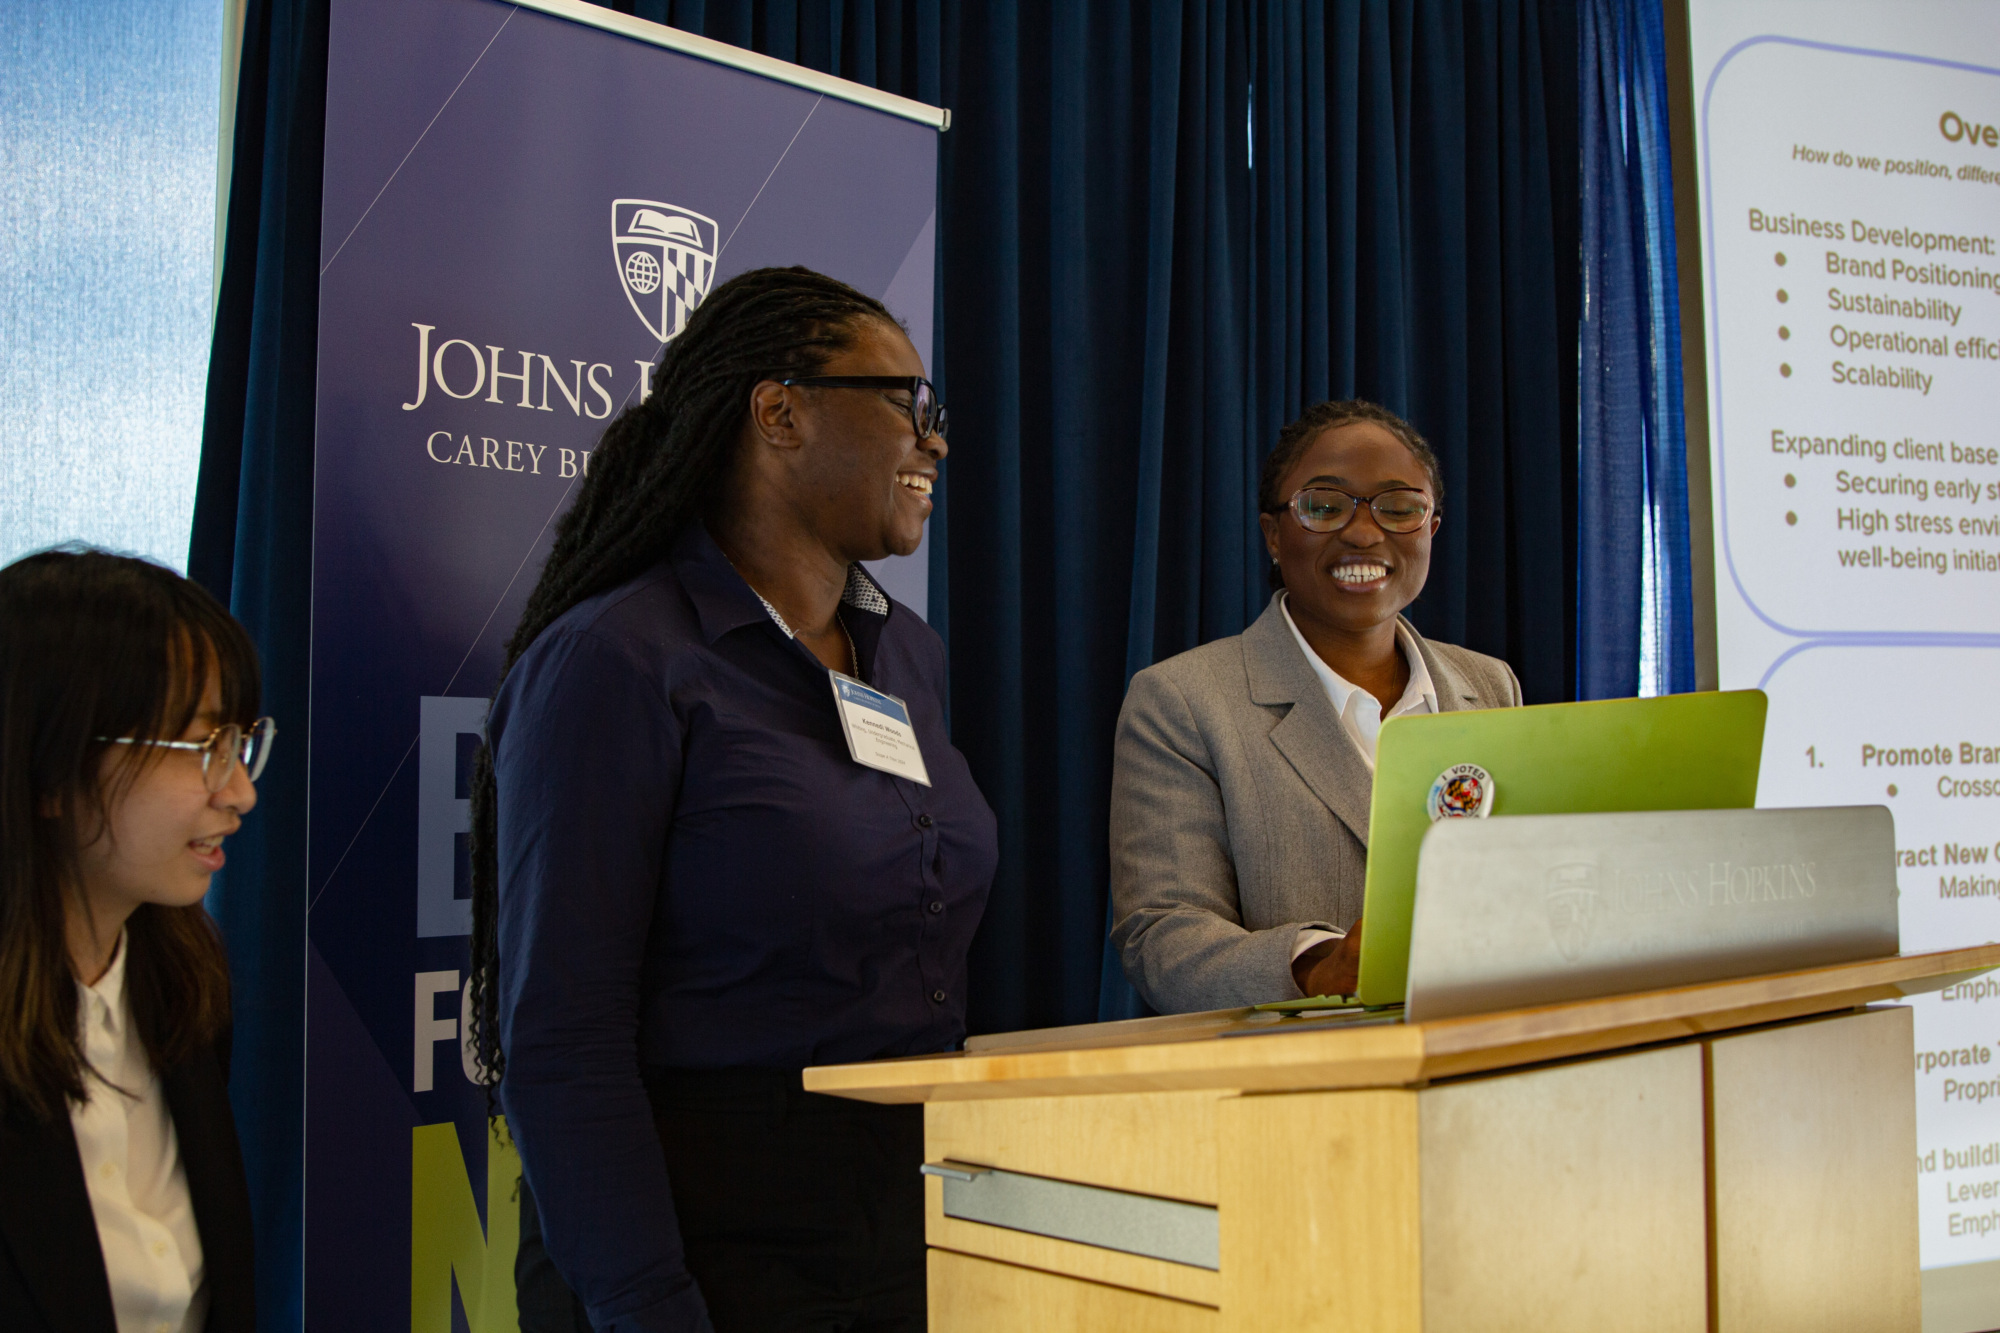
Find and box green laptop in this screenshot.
[1267,689,1769,1012]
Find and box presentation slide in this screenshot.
[1687,0,2000,1307]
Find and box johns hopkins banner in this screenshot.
[307,2,941,1327]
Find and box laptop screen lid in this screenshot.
[1352,689,1768,1007]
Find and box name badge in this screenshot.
[829,671,932,786]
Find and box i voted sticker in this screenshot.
[1427,763,1494,821]
[829,671,932,786]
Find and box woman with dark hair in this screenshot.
[469,266,996,1332]
[0,547,269,1333]
[1107,401,1523,1013]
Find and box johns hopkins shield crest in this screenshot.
[1544,861,1599,962]
[612,200,718,343]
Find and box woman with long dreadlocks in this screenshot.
[469,266,996,1333]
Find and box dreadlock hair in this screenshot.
[1257,400,1443,590]
[466,266,896,1097]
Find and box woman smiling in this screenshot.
[1108,401,1522,1013]
[471,267,995,1333]
[0,549,265,1333]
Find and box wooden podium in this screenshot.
[805,946,2000,1333]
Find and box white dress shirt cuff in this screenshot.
[1290,926,1346,961]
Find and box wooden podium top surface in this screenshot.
[803,945,2000,1104]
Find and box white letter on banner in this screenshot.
[404,323,435,410]
[537,356,586,415]
[418,695,487,937]
[433,339,487,400]
[586,363,614,419]
[413,970,459,1092]
[487,346,535,407]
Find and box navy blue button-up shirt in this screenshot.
[489,525,996,1333]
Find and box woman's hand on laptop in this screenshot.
[1292,918,1364,999]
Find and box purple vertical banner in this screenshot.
[308,2,940,1327]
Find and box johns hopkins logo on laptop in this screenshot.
[612,200,718,343]
[1544,861,1599,962]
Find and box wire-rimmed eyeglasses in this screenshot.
[1269,486,1436,535]
[97,718,277,793]
[779,375,948,440]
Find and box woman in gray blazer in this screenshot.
[1109,401,1522,1013]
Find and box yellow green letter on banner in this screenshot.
[411,1119,520,1333]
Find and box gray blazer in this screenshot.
[1108,594,1523,1013]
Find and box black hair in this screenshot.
[1257,400,1444,589]
[0,547,257,1118]
[466,266,897,1094]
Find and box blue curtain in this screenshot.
[1092,0,1585,1021]
[1577,0,1693,699]
[187,1,325,1330]
[939,3,1267,1031]
[1248,1,1580,689]
[614,0,944,95]
[196,6,1591,1316]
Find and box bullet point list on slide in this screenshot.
[1702,14,2000,1266]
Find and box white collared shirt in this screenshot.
[1279,595,1439,961]
[71,933,208,1333]
[1279,593,1438,768]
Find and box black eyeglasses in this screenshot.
[1269,486,1436,535]
[779,375,948,440]
[98,717,277,793]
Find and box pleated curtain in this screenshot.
[187,2,326,1328]
[1578,0,1695,699]
[594,0,1592,1036]
[191,4,1695,1320]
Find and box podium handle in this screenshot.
[920,1160,993,1183]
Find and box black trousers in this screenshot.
[517,1068,926,1333]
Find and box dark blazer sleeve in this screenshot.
[0,1101,118,1333]
[162,1031,257,1333]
